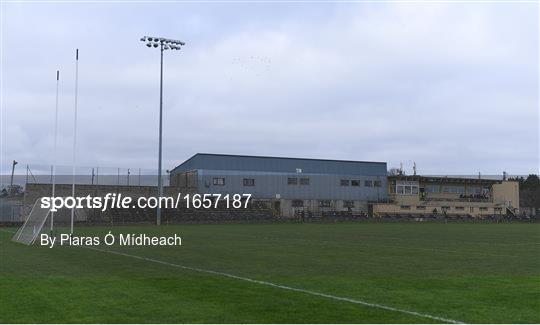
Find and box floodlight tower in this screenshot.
[140,36,185,226]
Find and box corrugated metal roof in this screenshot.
[171,153,387,176]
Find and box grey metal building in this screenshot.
[170,153,388,217]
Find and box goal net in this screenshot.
[12,199,51,245]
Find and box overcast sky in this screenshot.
[1,2,538,176]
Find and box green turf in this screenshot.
[1,223,539,323]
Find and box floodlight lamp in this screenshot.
[140,37,146,42]
[146,43,152,47]
[153,43,158,48]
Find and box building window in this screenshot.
[443,186,465,194]
[426,185,440,193]
[351,180,360,186]
[319,200,331,208]
[365,180,373,187]
[479,207,488,212]
[344,200,355,208]
[340,179,350,186]
[288,178,298,185]
[494,207,502,212]
[396,185,419,195]
[374,180,382,187]
[441,206,451,211]
[292,200,304,207]
[466,187,482,195]
[455,206,465,211]
[213,178,225,186]
[470,207,474,212]
[400,205,411,210]
[300,177,310,185]
[416,206,426,210]
[243,178,255,186]
[296,168,303,173]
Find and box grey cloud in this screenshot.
[1,3,538,179]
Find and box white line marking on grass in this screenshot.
[83,245,463,324]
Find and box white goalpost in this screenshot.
[13,49,81,242]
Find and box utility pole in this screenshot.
[9,160,18,192]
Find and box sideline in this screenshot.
[83,245,464,324]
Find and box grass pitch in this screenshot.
[1,222,539,323]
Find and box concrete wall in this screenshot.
[492,181,520,210]
[373,201,504,218]
[278,199,369,217]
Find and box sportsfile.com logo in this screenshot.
[40,193,252,212]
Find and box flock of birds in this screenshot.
[230,55,273,78]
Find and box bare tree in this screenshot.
[388,168,403,176]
